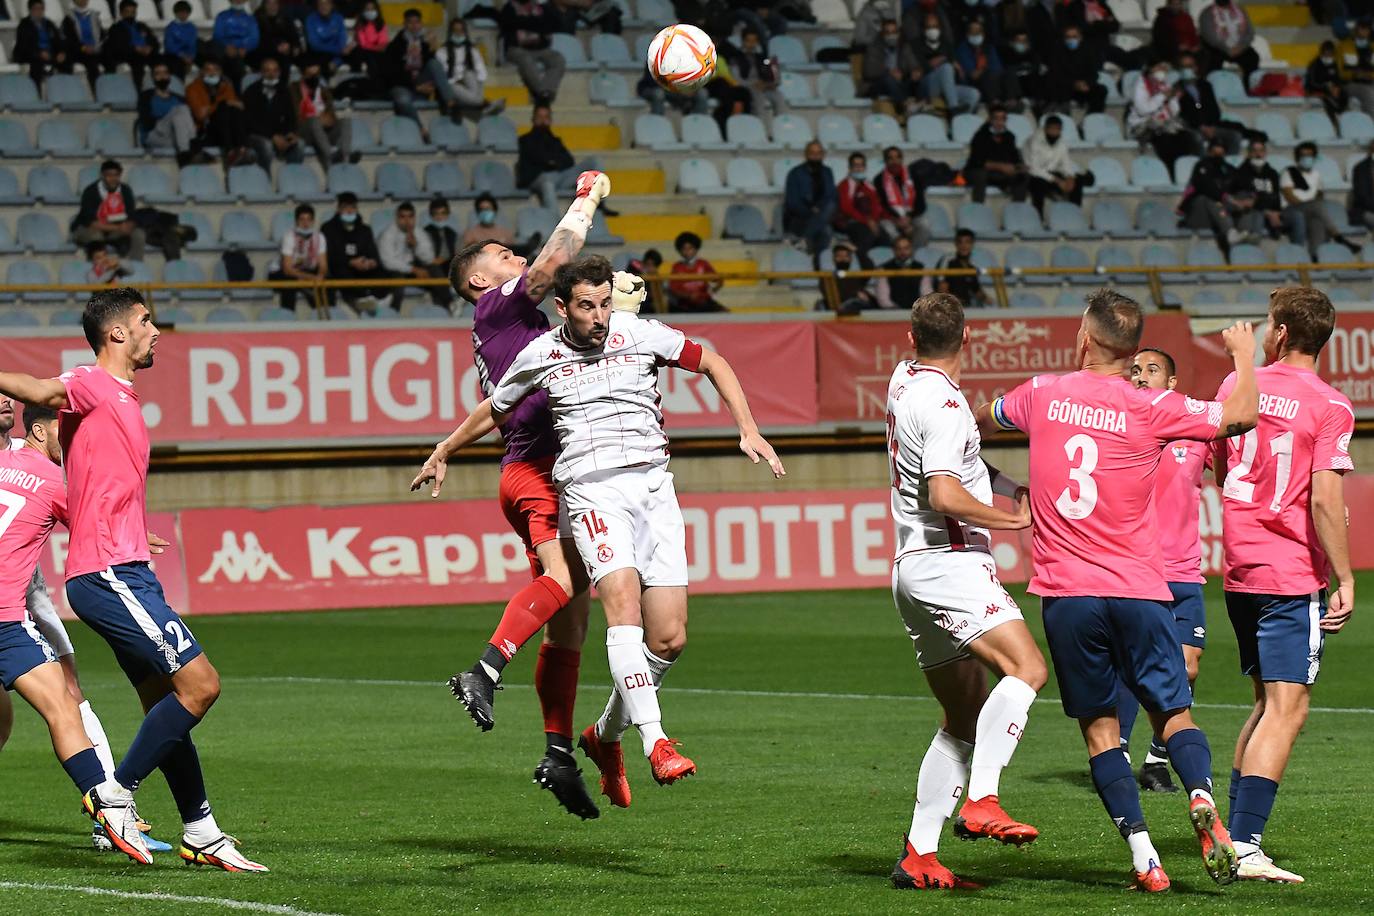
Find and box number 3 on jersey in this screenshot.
[580,510,609,539]
[1055,433,1099,519]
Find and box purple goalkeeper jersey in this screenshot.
[472,271,559,465]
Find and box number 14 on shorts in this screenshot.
[580,510,610,539]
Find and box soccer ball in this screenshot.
[647,24,717,95]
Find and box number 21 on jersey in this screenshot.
[1224,429,1295,512]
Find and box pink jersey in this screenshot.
[1156,439,1207,584]
[56,365,152,579]
[0,445,67,622]
[993,370,1224,599]
[1214,363,1355,595]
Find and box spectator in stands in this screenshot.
[516,104,602,209]
[860,18,921,114]
[735,1,787,44]
[707,46,761,132]
[1234,138,1298,240]
[1342,20,1374,113]
[735,27,786,120]
[549,0,623,35]
[956,19,1019,110]
[1152,0,1201,65]
[305,0,350,73]
[87,243,131,285]
[1282,141,1362,258]
[948,0,991,46]
[900,0,952,51]
[784,141,838,259]
[830,241,876,313]
[245,56,302,172]
[1128,59,1199,179]
[212,0,260,90]
[1198,0,1258,86]
[269,203,327,312]
[322,191,394,312]
[137,60,205,166]
[164,1,199,80]
[61,0,106,89]
[1061,0,1132,68]
[291,57,357,171]
[380,201,453,308]
[965,105,1029,203]
[914,12,980,113]
[346,0,388,83]
[635,248,666,311]
[1181,136,1254,253]
[1046,24,1107,113]
[1000,28,1041,112]
[460,192,516,247]
[424,197,459,267]
[499,0,566,106]
[1176,50,1244,154]
[851,0,894,51]
[1349,140,1374,229]
[71,160,146,262]
[104,0,158,90]
[668,231,727,312]
[15,0,68,87]
[872,234,931,310]
[1024,114,1092,214]
[387,7,466,132]
[637,67,709,115]
[252,0,303,72]
[875,146,930,249]
[1306,40,1349,119]
[834,152,886,254]
[937,228,989,306]
[187,58,254,167]
[438,17,505,118]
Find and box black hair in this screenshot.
[474,192,498,210]
[429,196,449,213]
[82,287,145,354]
[955,228,976,241]
[173,0,192,12]
[396,201,416,216]
[1044,115,1063,129]
[336,191,359,207]
[643,248,663,266]
[100,159,122,173]
[1135,347,1177,378]
[404,6,421,17]
[553,255,614,303]
[449,238,502,303]
[675,231,702,252]
[22,401,59,435]
[295,203,315,219]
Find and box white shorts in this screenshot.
[892,550,1024,671]
[26,566,73,658]
[562,464,688,588]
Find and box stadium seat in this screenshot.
[1051,244,1096,282]
[1255,112,1295,146]
[1228,243,1282,282]
[409,303,453,319]
[380,116,430,153]
[951,113,982,145]
[1207,69,1254,106]
[155,305,197,327]
[94,72,139,110]
[1008,290,1046,308]
[1184,242,1227,282]
[256,305,302,321]
[1233,287,1270,306]
[46,73,97,111]
[477,115,519,152]
[636,0,674,23]
[1004,245,1048,283]
[771,246,816,288]
[1091,200,1140,237]
[726,114,774,150]
[0,118,36,156]
[816,114,863,151]
[0,167,25,205]
[377,162,422,199]
[1339,110,1374,144]
[1137,200,1184,237]
[280,162,328,201]
[818,72,866,107]
[1047,201,1093,238]
[1141,243,1180,268]
[588,210,623,245]
[179,211,216,251]
[861,114,904,149]
[180,164,230,202]
[549,33,591,69]
[588,71,634,106]
[1318,156,1350,192]
[634,114,683,150]
[228,165,275,203]
[924,203,954,239]
[430,118,474,152]
[127,164,177,203]
[516,206,558,241]
[270,210,296,241]
[88,117,139,156]
[1087,156,1129,192]
[1298,111,1340,144]
[27,165,76,204]
[7,261,55,298]
[0,217,18,255]
[0,73,46,111]
[726,157,773,193]
[164,259,218,299]
[206,306,249,322]
[17,212,66,252]
[212,258,271,300]
[58,259,90,287]
[1175,156,1199,183]
[590,33,636,69]
[907,113,960,150]
[327,163,377,200]
[1094,243,1134,280]
[681,113,732,150]
[0,309,43,327]
[37,120,86,156]
[771,157,802,191]
[779,72,820,109]
[771,114,814,150]
[1131,155,1174,190]
[1081,113,1131,148]
[220,211,274,250]
[1327,286,1362,303]
[1007,113,1034,147]
[424,161,468,196]
[769,35,808,70]
[1055,289,1086,307]
[955,202,1003,239]
[678,158,729,195]
[470,160,517,197]
[1002,201,1051,239]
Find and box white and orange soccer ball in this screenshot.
[647,24,717,95]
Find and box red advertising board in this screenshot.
[1320,311,1374,415]
[33,511,189,619]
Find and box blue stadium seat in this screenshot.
[470,160,517,197]
[377,162,421,199]
[270,210,296,241]
[58,259,90,287]
[771,157,801,191]
[588,71,633,106]
[474,115,516,154]
[1317,156,1350,192]
[424,161,468,196]
[1091,200,1140,237]
[16,212,65,252]
[228,165,275,202]
[1184,242,1227,282]
[95,73,139,110]
[725,157,772,193]
[1004,245,1049,283]
[590,33,636,69]
[634,114,683,150]
[768,35,808,70]
[1009,291,1046,308]
[1003,201,1051,239]
[179,211,216,251]
[549,33,591,69]
[1094,244,1134,279]
[181,164,231,202]
[1207,69,1254,106]
[212,259,272,300]
[27,165,76,204]
[1339,110,1374,144]
[779,72,819,108]
[0,118,37,156]
[1055,289,1086,307]
[1131,155,1174,190]
[636,0,674,23]
[727,114,774,150]
[1234,286,1271,306]
[589,209,623,245]
[220,211,274,250]
[207,306,249,322]
[165,259,218,299]
[906,113,959,150]
[723,203,774,241]
[681,113,732,150]
[1052,244,1096,282]
[678,158,729,194]
[0,218,19,254]
[1255,112,1296,145]
[37,120,87,156]
[1141,243,1180,268]
[46,73,98,111]
[516,206,558,241]
[0,310,43,327]
[256,305,302,321]
[0,167,25,204]
[955,202,1003,239]
[818,71,866,107]
[88,117,139,156]
[861,114,904,149]
[0,74,46,111]
[380,116,430,153]
[771,114,814,150]
[7,261,55,299]
[1081,113,1131,148]
[1007,113,1035,147]
[1047,201,1093,238]
[1327,286,1362,303]
[155,304,196,326]
[817,114,864,152]
[127,164,177,203]
[327,163,378,200]
[430,119,474,153]
[771,247,816,288]
[1298,111,1340,144]
[1228,243,1282,282]
[1137,200,1184,237]
[924,203,953,239]
[951,113,982,145]
[280,162,328,201]
[348,118,383,154]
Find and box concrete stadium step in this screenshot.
[1246,3,1312,28]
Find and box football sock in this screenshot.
[1230,775,1279,852]
[61,747,106,795]
[967,675,1035,800]
[1228,767,1241,824]
[1126,828,1162,873]
[183,811,223,845]
[604,626,666,757]
[1144,737,1170,765]
[908,729,972,855]
[1116,679,1140,747]
[114,694,201,791]
[1163,728,1213,800]
[79,700,116,781]
[481,576,570,679]
[597,643,674,743]
[160,736,212,825]
[1089,749,1148,854]
[535,643,581,746]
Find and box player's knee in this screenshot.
[1018,657,1049,693]
[647,628,686,661]
[177,664,221,715]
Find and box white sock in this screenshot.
[598,643,675,743]
[908,730,973,854]
[1127,829,1161,873]
[183,812,222,845]
[1143,748,1168,765]
[478,660,501,683]
[98,777,132,804]
[79,700,117,781]
[604,627,668,757]
[966,676,1037,801]
[1190,788,1216,806]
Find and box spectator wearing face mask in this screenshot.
[387,8,467,132]
[212,0,260,89]
[1127,60,1199,179]
[1281,141,1362,259]
[1349,140,1374,230]
[830,241,877,314]
[164,1,199,80]
[936,228,989,307]
[137,60,207,167]
[834,152,887,255]
[965,105,1029,203]
[347,0,389,85]
[438,17,506,118]
[186,58,254,167]
[872,234,931,311]
[322,192,396,312]
[1305,40,1348,120]
[1343,21,1374,114]
[784,141,838,258]
[900,0,952,50]
[461,192,516,247]
[244,56,302,172]
[1175,50,1245,155]
[1180,137,1255,255]
[861,18,922,115]
[291,58,357,172]
[424,197,460,266]
[1233,138,1300,241]
[913,13,980,113]
[379,201,454,308]
[1024,114,1093,214]
[956,19,1020,109]
[669,231,728,313]
[1152,0,1201,64]
[874,145,930,249]
[1045,24,1108,113]
[269,203,327,312]
[104,0,159,90]
[61,0,107,90]
[999,29,1041,110]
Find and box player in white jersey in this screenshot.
[414,255,784,798]
[884,294,1049,890]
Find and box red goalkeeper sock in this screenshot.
[535,644,581,743]
[482,576,569,678]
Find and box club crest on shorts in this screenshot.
[597,543,614,563]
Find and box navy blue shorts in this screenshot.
[66,563,203,685]
[0,620,57,690]
[1042,596,1194,720]
[1225,590,1326,685]
[1169,582,1207,650]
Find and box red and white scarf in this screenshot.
[880,166,915,216]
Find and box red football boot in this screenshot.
[578,723,631,808]
[891,838,978,890]
[1133,862,1171,893]
[648,738,696,785]
[953,795,1039,846]
[1189,795,1239,885]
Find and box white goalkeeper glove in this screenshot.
[611,270,646,313]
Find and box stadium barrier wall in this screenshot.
[32,477,1374,617]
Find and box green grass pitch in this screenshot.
[1,575,1372,915]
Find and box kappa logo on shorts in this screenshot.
[984,603,1002,618]
[597,543,614,563]
[608,332,625,349]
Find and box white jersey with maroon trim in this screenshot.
[491,310,704,487]
[885,360,993,558]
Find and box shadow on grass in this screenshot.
[392,835,665,877]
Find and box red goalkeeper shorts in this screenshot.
[498,455,564,578]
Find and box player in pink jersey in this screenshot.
[1116,348,1212,795]
[0,399,151,863]
[1212,287,1356,884]
[0,288,266,873]
[976,289,1259,892]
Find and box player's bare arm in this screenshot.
[0,372,68,410]
[1312,469,1355,632]
[1215,321,1259,440]
[411,399,504,497]
[973,401,1005,437]
[927,474,1031,530]
[526,172,612,302]
[695,348,786,478]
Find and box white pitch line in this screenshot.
[0,882,343,916]
[228,674,1374,715]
